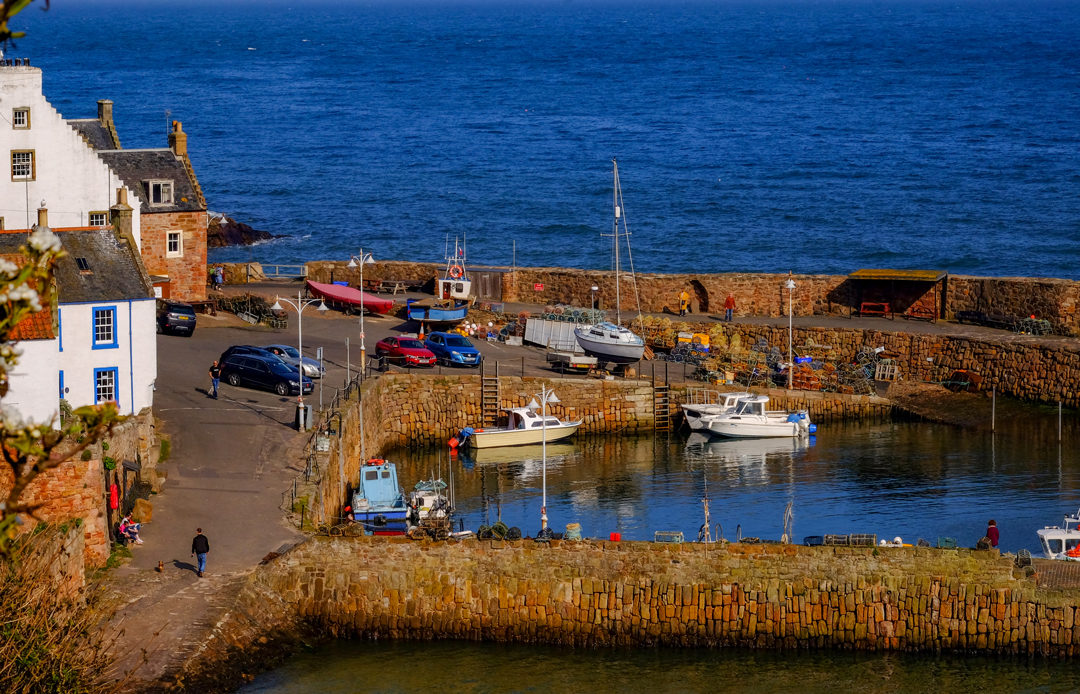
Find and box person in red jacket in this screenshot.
[724,294,736,322]
[986,519,999,548]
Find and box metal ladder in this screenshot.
[653,383,671,433]
[481,362,500,428]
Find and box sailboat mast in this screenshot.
[613,158,622,325]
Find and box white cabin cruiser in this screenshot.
[1037,508,1080,560]
[574,321,645,364]
[457,406,582,449]
[703,395,815,439]
[681,390,753,431]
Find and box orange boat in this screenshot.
[306,280,395,315]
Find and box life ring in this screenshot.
[366,458,385,466]
[1067,546,1080,558]
[449,265,463,279]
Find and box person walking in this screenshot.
[986,519,999,548]
[678,289,691,317]
[208,360,221,399]
[191,528,210,577]
[724,293,736,322]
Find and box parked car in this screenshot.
[374,336,436,367]
[156,299,197,336]
[218,345,286,367]
[219,353,313,396]
[425,331,482,367]
[264,344,325,378]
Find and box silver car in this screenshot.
[264,344,325,379]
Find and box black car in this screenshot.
[219,345,286,366]
[156,299,197,336]
[219,354,313,396]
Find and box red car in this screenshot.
[374,336,436,367]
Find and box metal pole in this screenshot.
[787,285,793,390]
[991,387,996,432]
[359,248,366,383]
[319,351,324,411]
[541,384,548,531]
[346,337,350,384]
[297,290,305,428]
[1059,401,1063,442]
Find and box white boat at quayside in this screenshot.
[456,406,583,449]
[1037,508,1080,560]
[681,389,753,431]
[702,395,816,439]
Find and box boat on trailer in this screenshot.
[1037,508,1080,560]
[702,395,815,439]
[406,299,470,327]
[306,280,395,315]
[350,458,409,535]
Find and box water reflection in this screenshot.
[388,416,1080,553]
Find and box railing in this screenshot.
[248,263,307,281]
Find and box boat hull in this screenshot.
[705,416,809,439]
[352,508,409,534]
[468,423,581,449]
[574,332,645,364]
[407,302,469,326]
[307,280,394,314]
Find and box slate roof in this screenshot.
[0,253,54,341]
[0,228,152,305]
[67,119,119,151]
[96,149,204,214]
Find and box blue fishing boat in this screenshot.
[406,298,470,327]
[350,458,409,535]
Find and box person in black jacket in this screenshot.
[191,528,210,577]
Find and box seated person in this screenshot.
[119,516,143,545]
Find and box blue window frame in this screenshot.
[59,370,64,400]
[93,367,118,404]
[92,305,118,349]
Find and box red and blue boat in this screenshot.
[350,458,409,535]
[306,279,395,315]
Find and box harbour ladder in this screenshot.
[653,382,671,433]
[481,362,500,428]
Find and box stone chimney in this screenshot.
[36,206,48,229]
[110,188,134,244]
[97,99,113,128]
[168,120,187,158]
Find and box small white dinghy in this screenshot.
[456,406,582,449]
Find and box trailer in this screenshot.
[546,350,599,374]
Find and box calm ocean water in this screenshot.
[18,0,1080,278]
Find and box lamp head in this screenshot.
[347,258,357,268]
[546,392,560,404]
[317,301,329,312]
[527,398,540,411]
[591,285,599,292]
[784,279,796,290]
[270,300,283,311]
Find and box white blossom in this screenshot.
[0,405,26,431]
[7,283,41,312]
[0,258,17,276]
[27,226,61,254]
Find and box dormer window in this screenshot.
[12,108,29,129]
[148,180,173,206]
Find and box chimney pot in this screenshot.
[168,120,188,157]
[97,99,114,127]
[36,207,48,229]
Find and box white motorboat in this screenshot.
[574,321,645,365]
[457,406,582,449]
[574,158,645,365]
[1036,508,1080,560]
[681,389,753,431]
[702,395,815,439]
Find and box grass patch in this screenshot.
[158,437,172,463]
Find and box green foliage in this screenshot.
[158,437,171,463]
[80,450,92,461]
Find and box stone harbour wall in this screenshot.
[211,536,1080,658]
[302,261,1080,334]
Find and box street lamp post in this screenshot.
[271,290,327,430]
[529,385,560,535]
[591,285,599,310]
[784,273,796,390]
[348,251,375,380]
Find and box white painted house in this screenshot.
[0,62,141,245]
[0,61,158,422]
[3,211,157,422]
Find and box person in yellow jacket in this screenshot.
[678,289,691,316]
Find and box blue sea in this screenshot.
[20,0,1080,277]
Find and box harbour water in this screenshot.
[19,1,1080,278]
[243,412,1080,691]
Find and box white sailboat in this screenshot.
[575,158,646,365]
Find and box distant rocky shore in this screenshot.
[207,213,275,248]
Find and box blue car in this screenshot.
[425,332,482,367]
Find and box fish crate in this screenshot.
[849,534,877,547]
[823,534,850,546]
[654,531,684,544]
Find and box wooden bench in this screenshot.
[902,305,936,322]
[858,301,891,318]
